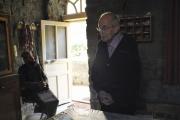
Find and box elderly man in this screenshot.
[91,12,141,114]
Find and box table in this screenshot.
[48,107,154,120]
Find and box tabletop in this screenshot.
[48,107,154,120]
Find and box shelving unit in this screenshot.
[119,15,152,42]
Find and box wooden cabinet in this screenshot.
[0,14,21,120]
[0,74,21,120]
[120,15,152,42]
[0,14,13,76]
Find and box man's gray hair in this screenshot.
[98,12,120,26]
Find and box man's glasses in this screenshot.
[96,24,114,32]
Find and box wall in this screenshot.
[1,0,180,111]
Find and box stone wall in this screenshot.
[0,0,48,71]
[1,0,180,113]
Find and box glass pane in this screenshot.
[75,0,80,13]
[70,0,77,2]
[45,25,56,60]
[67,3,76,14]
[0,21,9,71]
[57,26,67,59]
[82,0,86,12]
[67,0,86,14]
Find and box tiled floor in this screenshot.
[71,85,90,110]
[56,101,90,115]
[72,85,90,102]
[72,101,90,110]
[56,85,91,114]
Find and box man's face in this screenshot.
[97,15,119,42]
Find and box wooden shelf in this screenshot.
[120,15,152,42]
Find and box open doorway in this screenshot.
[41,0,90,113]
[62,0,90,110]
[68,20,90,104]
[41,20,90,113]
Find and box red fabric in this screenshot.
[165,0,180,84]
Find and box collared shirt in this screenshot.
[107,32,123,58]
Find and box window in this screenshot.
[67,0,86,15]
[63,0,86,21]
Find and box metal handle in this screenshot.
[45,59,56,64]
[0,86,5,89]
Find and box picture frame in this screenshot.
[0,14,12,76]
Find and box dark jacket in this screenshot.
[18,61,48,95]
[91,34,141,107]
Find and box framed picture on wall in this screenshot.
[0,14,12,76]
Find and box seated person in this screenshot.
[18,51,59,118]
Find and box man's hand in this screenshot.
[98,90,114,105]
